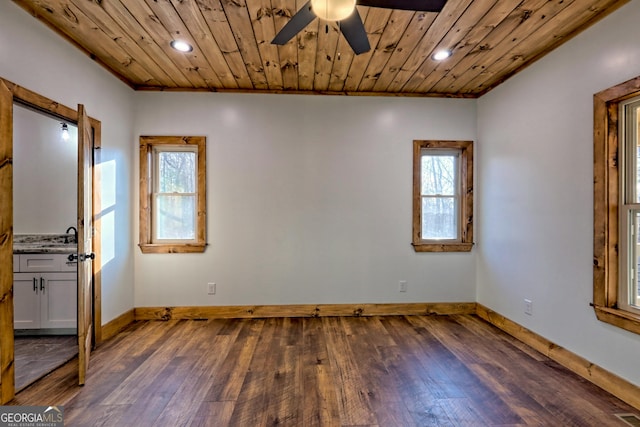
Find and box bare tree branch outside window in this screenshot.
[156,150,197,240]
[420,153,457,240]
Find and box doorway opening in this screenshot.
[0,78,102,403]
[12,104,79,390]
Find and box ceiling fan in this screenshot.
[271,0,448,55]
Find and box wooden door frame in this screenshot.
[0,77,102,403]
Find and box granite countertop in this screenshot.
[13,234,77,254]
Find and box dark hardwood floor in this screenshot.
[14,335,77,391]
[10,315,640,426]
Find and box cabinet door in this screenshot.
[13,273,40,329]
[40,273,77,329]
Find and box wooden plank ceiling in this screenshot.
[12,0,629,97]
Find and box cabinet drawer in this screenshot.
[13,255,19,272]
[60,257,78,272]
[19,254,67,272]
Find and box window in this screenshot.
[412,140,473,252]
[619,97,640,316]
[139,136,206,253]
[593,77,640,335]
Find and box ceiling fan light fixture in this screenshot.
[170,40,193,53]
[432,49,452,61]
[311,0,356,21]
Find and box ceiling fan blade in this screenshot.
[272,1,316,45]
[356,0,447,12]
[339,9,370,55]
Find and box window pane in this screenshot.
[636,139,640,204]
[627,103,640,203]
[421,155,456,196]
[156,195,195,240]
[158,151,196,193]
[421,196,457,240]
[632,211,640,308]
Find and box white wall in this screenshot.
[133,93,477,306]
[477,2,640,386]
[0,2,135,324]
[13,105,77,234]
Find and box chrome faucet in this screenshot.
[65,226,78,244]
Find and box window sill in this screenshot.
[139,243,207,254]
[412,242,473,252]
[593,305,640,335]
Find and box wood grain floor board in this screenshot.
[411,316,526,425]
[8,315,640,426]
[204,319,264,403]
[413,315,576,423]
[399,318,484,400]
[109,356,191,426]
[301,317,341,427]
[323,317,377,426]
[14,335,77,390]
[453,315,548,362]
[413,315,626,426]
[64,321,175,406]
[376,316,461,402]
[192,401,235,427]
[159,334,239,426]
[101,321,200,406]
[467,362,547,423]
[266,345,302,426]
[346,318,418,427]
[111,320,236,426]
[230,317,293,426]
[373,343,450,426]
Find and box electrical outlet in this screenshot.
[207,282,216,295]
[524,299,533,315]
[399,280,408,293]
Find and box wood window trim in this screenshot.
[412,140,474,253]
[593,76,640,335]
[139,136,207,254]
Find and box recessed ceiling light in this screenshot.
[170,40,193,53]
[432,49,452,61]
